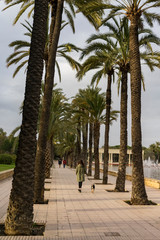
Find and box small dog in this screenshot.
[91,184,95,193]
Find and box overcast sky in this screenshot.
[1,2,160,148]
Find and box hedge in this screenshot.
[0,154,16,165]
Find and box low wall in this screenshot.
[0,169,13,181]
[107,170,160,189]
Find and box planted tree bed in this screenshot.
[124,200,157,205]
[0,223,45,236]
[106,189,129,192]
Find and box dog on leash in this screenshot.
[91,184,95,193]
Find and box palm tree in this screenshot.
[85,88,106,179]
[83,87,118,179]
[72,89,90,172]
[4,0,48,235]
[34,0,65,203]
[72,87,105,178]
[81,87,95,176]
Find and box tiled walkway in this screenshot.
[1,163,160,239]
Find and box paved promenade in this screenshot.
[1,163,160,239]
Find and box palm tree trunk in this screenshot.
[51,141,54,164]
[45,139,52,178]
[4,0,48,235]
[115,70,128,192]
[88,122,93,176]
[34,0,64,203]
[82,122,88,173]
[94,121,100,179]
[129,16,148,204]
[103,74,112,184]
[75,118,81,167]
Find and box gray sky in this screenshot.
[1,2,160,148]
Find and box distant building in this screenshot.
[97,148,144,165]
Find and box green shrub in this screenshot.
[0,154,16,165]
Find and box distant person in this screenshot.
[58,158,62,168]
[63,159,66,168]
[76,160,85,192]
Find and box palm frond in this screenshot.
[143,11,160,27]
[13,60,28,77]
[64,8,75,33]
[6,50,28,63]
[55,61,62,82]
[9,40,30,50]
[13,1,34,24]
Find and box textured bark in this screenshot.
[51,142,54,164]
[129,16,148,204]
[34,0,64,203]
[103,74,112,184]
[94,121,100,179]
[74,118,81,168]
[88,122,93,176]
[45,139,52,178]
[4,0,48,235]
[69,153,73,168]
[115,70,128,192]
[82,122,88,173]
[49,1,58,46]
[44,2,57,88]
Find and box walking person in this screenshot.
[63,159,66,168]
[76,160,85,192]
[58,158,62,168]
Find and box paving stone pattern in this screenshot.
[1,163,160,239]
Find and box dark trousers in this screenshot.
[79,182,82,188]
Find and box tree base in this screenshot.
[125,199,157,205]
[34,199,49,204]
[106,189,129,192]
[114,188,128,192]
[1,222,45,236]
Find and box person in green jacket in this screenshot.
[76,160,85,192]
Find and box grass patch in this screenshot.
[124,200,157,205]
[0,164,15,172]
[0,223,45,236]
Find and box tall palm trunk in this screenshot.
[88,122,93,176]
[82,122,88,172]
[4,0,48,235]
[94,121,100,179]
[51,141,54,163]
[34,0,64,203]
[75,118,81,167]
[103,73,112,184]
[129,16,148,204]
[45,139,52,178]
[115,69,128,191]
